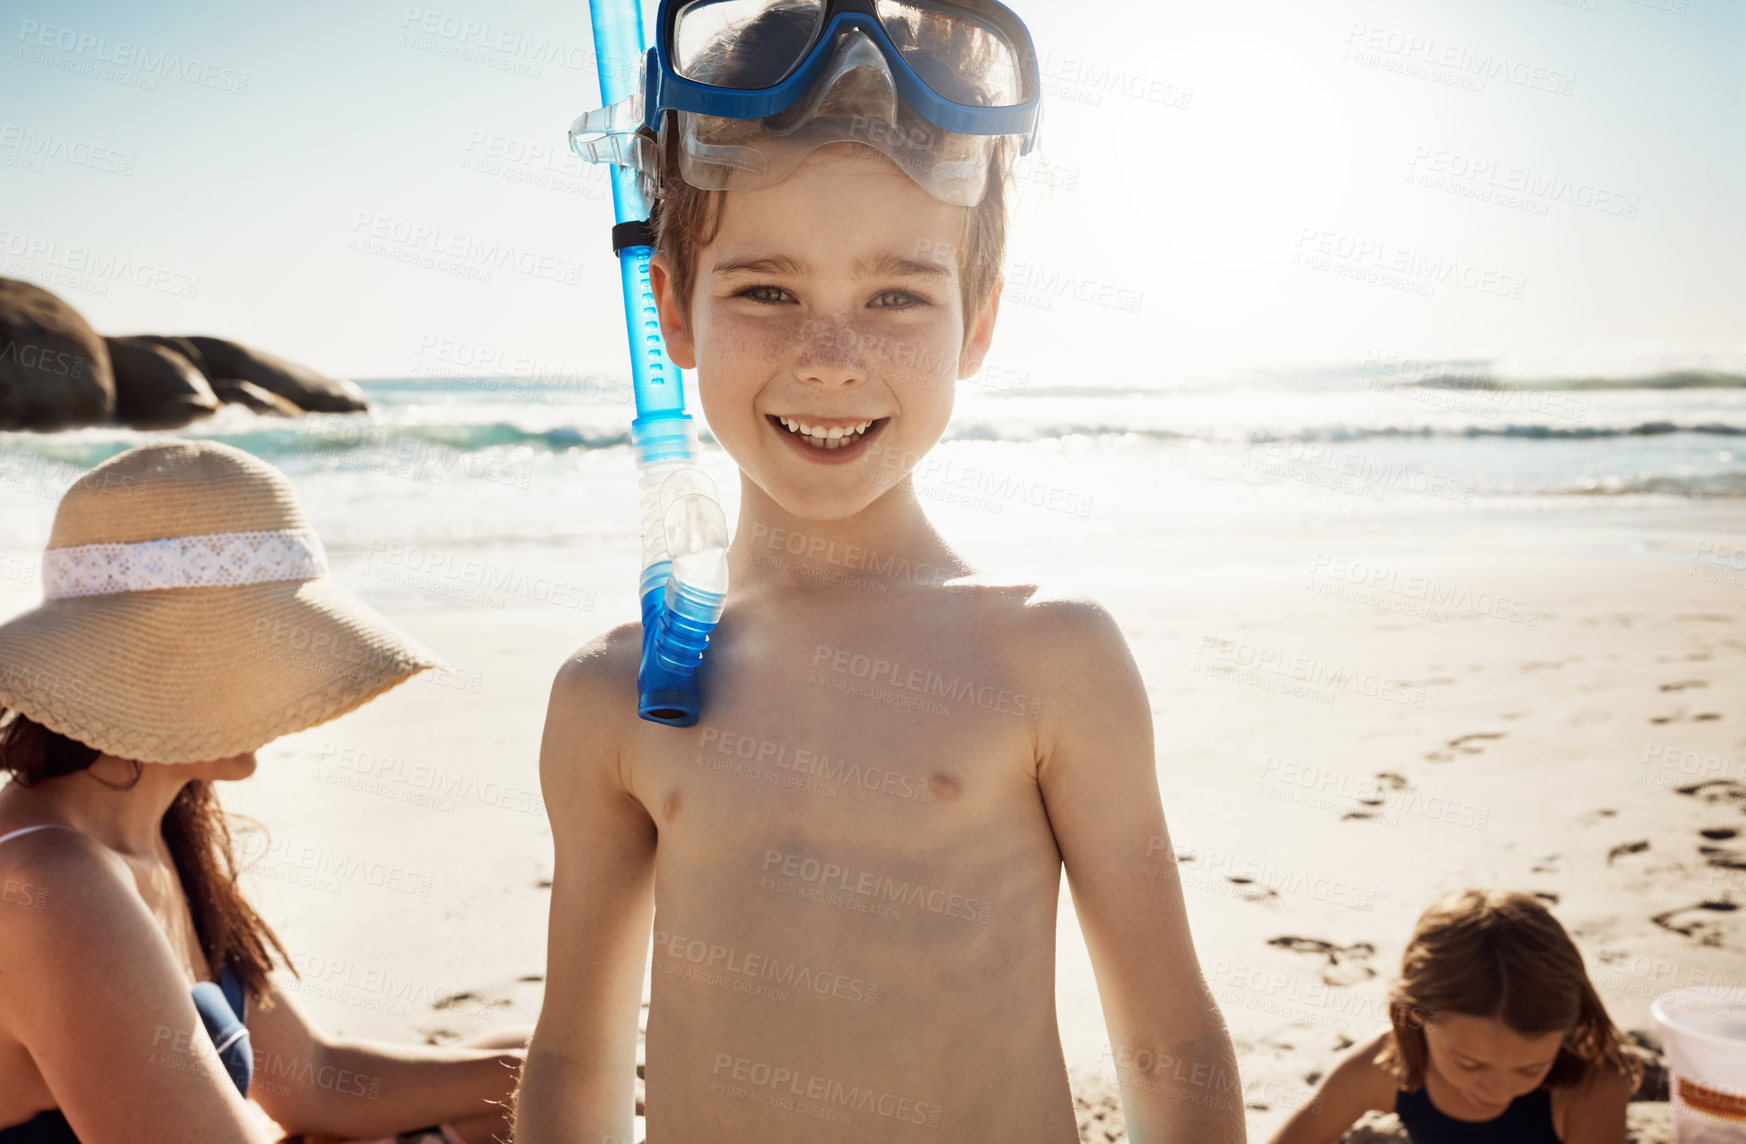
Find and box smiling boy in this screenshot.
[513,3,1242,1142]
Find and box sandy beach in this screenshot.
[3,502,1734,1141]
[5,0,1741,1137]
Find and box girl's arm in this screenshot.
[0,830,274,1143]
[244,981,522,1137]
[1266,1030,1396,1144]
[1558,1061,1631,1144]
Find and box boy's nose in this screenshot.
[793,315,867,386]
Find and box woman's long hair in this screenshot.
[0,707,294,1001]
[1376,888,1643,1094]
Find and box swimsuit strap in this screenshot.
[0,824,82,848]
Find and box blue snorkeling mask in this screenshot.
[571,0,1043,206]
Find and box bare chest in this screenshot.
[625,598,1048,878]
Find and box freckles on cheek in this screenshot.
[704,312,798,373]
[878,329,960,391]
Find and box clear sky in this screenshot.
[2,0,1741,383]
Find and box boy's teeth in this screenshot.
[779,417,874,448]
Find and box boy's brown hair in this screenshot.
[646,14,1015,347]
[1375,888,1646,1094]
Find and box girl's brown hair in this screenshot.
[0,708,295,1002]
[1376,888,1643,1094]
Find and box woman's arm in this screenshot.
[244,981,522,1137]
[0,830,273,1143]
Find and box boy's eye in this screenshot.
[873,289,925,308]
[736,284,791,304]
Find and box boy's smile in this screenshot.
[651,142,998,520]
[766,411,890,464]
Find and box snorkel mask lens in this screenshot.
[672,0,826,87]
[676,27,991,204]
[675,24,995,203]
[868,0,1028,108]
[670,0,1031,110]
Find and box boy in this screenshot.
[514,3,1242,1141]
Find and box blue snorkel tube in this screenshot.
[574,0,728,727]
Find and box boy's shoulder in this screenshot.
[961,578,1134,674]
[551,619,644,701]
[545,621,645,740]
[930,579,1138,725]
[860,575,1130,668]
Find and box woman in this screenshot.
[0,441,528,1143]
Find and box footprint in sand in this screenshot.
[1266,935,1378,987]
[1651,710,1725,724]
[434,989,514,1015]
[1575,808,1618,827]
[1343,772,1409,821]
[1659,680,1709,692]
[1531,853,1563,874]
[1223,875,1282,906]
[1676,780,1746,813]
[1650,899,1740,946]
[1607,840,1651,865]
[1700,845,1746,871]
[1697,827,1746,871]
[1426,732,1506,763]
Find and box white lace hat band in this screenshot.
[42,528,330,599]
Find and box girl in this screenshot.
[1268,888,1643,1143]
[0,441,528,1143]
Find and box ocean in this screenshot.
[2,361,1743,616]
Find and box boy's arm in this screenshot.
[1030,598,1246,1144]
[513,631,656,1144]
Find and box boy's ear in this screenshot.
[648,251,698,370]
[956,278,1001,380]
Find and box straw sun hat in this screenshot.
[0,440,441,764]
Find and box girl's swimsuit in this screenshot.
[0,823,253,1143]
[1395,1084,1562,1142]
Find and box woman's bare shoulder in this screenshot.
[0,825,149,959]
